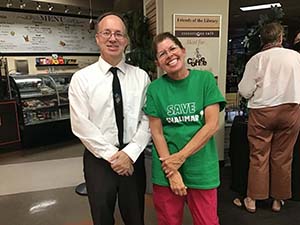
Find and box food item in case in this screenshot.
[59,40,66,46]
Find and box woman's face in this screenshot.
[155,38,186,75]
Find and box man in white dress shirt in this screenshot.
[69,12,151,225]
[238,22,300,213]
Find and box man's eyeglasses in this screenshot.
[157,45,180,59]
[97,30,126,40]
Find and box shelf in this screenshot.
[35,64,78,67]
[58,91,68,94]
[20,93,56,99]
[25,116,69,126]
[59,103,69,107]
[23,105,57,112]
[60,115,70,120]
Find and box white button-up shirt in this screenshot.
[69,56,151,162]
[238,47,300,108]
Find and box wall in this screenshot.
[157,0,229,160]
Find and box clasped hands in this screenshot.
[160,152,186,178]
[160,152,187,196]
[109,151,134,176]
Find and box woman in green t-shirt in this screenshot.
[144,32,226,225]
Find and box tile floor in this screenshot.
[1,139,300,225]
[0,140,193,225]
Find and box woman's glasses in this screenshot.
[157,45,180,60]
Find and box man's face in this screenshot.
[95,15,128,64]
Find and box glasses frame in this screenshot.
[97,30,127,41]
[157,45,180,60]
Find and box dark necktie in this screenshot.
[110,67,124,147]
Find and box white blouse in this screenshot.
[238,47,300,108]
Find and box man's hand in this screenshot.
[160,152,186,177]
[109,151,134,176]
[168,171,187,196]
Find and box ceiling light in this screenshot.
[48,3,53,11]
[64,5,69,13]
[19,0,26,9]
[6,0,12,8]
[240,3,281,11]
[36,2,41,11]
[89,0,94,30]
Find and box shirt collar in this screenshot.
[261,43,282,51]
[98,56,126,76]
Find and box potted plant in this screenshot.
[124,10,156,79]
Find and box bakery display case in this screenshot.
[9,73,75,147]
[10,73,72,126]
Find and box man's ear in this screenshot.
[95,33,100,46]
[155,60,159,67]
[125,37,129,48]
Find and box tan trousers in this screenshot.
[247,104,300,200]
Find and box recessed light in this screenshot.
[240,3,281,11]
[48,3,53,11]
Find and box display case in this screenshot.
[48,73,72,121]
[9,73,75,147]
[10,73,72,126]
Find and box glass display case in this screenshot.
[10,73,72,126]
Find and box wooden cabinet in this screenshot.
[0,100,20,146]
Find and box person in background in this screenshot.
[144,32,226,225]
[69,12,151,225]
[293,29,300,52]
[238,22,300,213]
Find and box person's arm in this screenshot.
[118,75,152,163]
[238,58,258,99]
[69,73,118,161]
[149,116,170,158]
[161,103,220,176]
[149,115,187,196]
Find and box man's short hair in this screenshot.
[95,11,127,32]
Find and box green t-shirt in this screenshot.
[144,69,226,189]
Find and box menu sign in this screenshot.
[0,11,98,54]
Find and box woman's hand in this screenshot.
[160,152,186,177]
[168,171,187,196]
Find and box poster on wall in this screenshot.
[0,11,99,54]
[173,14,221,78]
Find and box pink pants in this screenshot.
[153,185,219,225]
